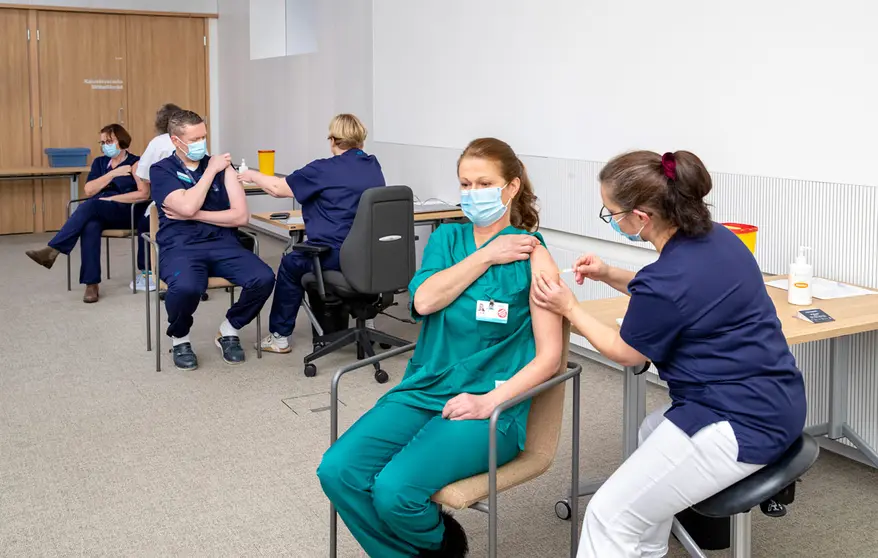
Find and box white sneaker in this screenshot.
[365,319,375,330]
[131,272,157,292]
[259,332,291,354]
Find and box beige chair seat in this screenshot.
[433,450,556,509]
[156,277,236,291]
[101,229,132,238]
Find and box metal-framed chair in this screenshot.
[65,197,144,294]
[141,203,262,371]
[327,321,582,558]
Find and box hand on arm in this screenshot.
[238,169,292,198]
[103,162,151,203]
[84,164,130,197]
[161,153,230,218]
[414,234,539,316]
[531,271,646,367]
[442,245,564,420]
[186,167,250,227]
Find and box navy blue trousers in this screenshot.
[268,248,340,337]
[48,199,150,285]
[159,237,275,338]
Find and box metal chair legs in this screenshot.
[731,512,752,558]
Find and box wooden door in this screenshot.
[37,11,128,230]
[0,9,35,235]
[124,16,208,153]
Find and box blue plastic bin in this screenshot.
[45,147,91,167]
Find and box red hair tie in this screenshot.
[661,152,677,181]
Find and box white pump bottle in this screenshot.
[788,246,813,306]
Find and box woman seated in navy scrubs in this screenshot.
[237,114,386,354]
[531,150,807,558]
[26,124,150,303]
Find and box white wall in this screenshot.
[11,0,217,13]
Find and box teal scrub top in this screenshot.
[381,223,546,449]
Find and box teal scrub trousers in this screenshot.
[317,399,522,557]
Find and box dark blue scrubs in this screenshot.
[150,155,275,338]
[620,223,807,464]
[268,149,385,336]
[48,153,151,285]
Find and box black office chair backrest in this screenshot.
[340,185,416,295]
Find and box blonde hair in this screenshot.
[328,114,367,150]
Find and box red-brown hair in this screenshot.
[100,123,132,150]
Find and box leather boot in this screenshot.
[83,284,99,303]
[418,511,469,557]
[26,246,60,269]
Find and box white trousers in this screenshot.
[577,405,765,558]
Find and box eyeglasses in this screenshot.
[599,205,629,223]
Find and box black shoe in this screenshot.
[172,343,198,371]
[215,334,245,365]
[760,499,787,518]
[418,511,468,557]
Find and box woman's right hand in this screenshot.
[112,165,132,177]
[483,234,539,265]
[573,253,608,284]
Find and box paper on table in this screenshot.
[765,277,877,299]
[284,216,304,226]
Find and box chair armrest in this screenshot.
[294,243,332,299]
[293,243,331,255]
[330,343,417,443]
[237,228,260,256]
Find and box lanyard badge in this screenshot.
[476,299,509,324]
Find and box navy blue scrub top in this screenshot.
[87,153,141,198]
[620,223,807,464]
[149,154,235,250]
[285,148,386,248]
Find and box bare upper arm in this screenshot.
[529,244,563,364]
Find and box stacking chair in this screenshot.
[141,203,262,372]
[327,321,582,558]
[65,197,145,294]
[297,185,416,383]
[672,433,820,558]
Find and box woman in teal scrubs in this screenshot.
[317,138,563,557]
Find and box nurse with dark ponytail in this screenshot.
[532,150,807,558]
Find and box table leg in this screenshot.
[571,364,647,499]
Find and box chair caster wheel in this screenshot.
[374,369,389,383]
[304,363,317,378]
[555,499,572,521]
[379,343,391,349]
[201,292,209,301]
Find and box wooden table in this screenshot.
[0,166,90,201]
[570,275,878,494]
[251,207,466,248]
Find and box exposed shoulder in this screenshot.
[530,244,558,276]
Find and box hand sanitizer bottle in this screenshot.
[239,159,248,173]
[788,246,813,306]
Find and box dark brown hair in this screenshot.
[155,103,183,134]
[599,150,713,237]
[167,110,204,137]
[458,138,539,231]
[100,123,131,150]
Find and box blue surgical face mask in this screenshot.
[609,214,645,242]
[102,142,120,158]
[180,138,207,162]
[460,184,511,228]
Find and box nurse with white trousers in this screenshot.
[531,150,807,557]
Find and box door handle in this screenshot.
[118,107,124,124]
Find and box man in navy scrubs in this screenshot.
[149,110,275,370]
[237,114,385,353]
[26,124,148,303]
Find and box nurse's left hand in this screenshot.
[442,393,497,421]
[531,271,576,317]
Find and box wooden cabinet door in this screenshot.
[0,9,35,235]
[124,16,208,153]
[37,11,128,230]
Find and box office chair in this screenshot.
[296,185,416,383]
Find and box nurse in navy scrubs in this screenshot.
[26,124,149,303]
[531,150,807,558]
[237,113,385,354]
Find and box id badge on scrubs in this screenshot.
[476,300,508,324]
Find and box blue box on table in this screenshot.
[44,148,91,167]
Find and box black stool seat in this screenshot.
[693,434,820,518]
